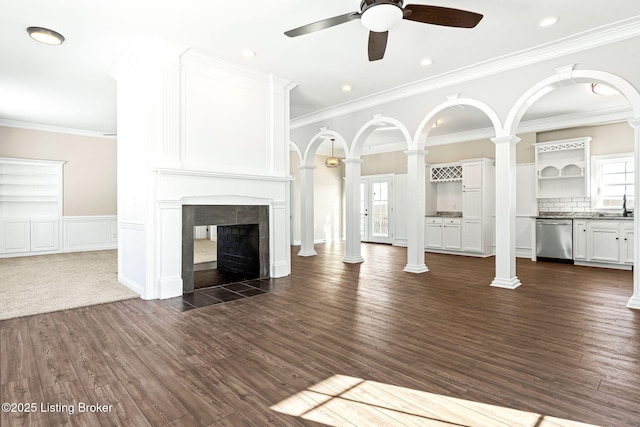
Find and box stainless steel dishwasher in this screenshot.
[536,219,573,263]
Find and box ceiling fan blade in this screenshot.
[368,31,388,61]
[284,12,361,37]
[403,5,483,28]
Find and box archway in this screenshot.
[345,117,413,265]
[412,97,505,278]
[296,131,349,257]
[504,66,640,309]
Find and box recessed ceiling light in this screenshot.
[591,83,619,96]
[420,58,433,67]
[27,26,65,45]
[241,49,256,58]
[539,16,559,27]
[341,84,352,92]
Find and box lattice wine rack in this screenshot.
[430,164,463,182]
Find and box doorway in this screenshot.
[360,175,393,244]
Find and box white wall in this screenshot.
[289,152,344,244]
[111,36,294,299]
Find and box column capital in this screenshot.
[492,135,521,145]
[403,149,429,157]
[342,158,364,165]
[628,117,640,129]
[298,164,316,170]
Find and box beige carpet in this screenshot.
[194,238,217,264]
[0,250,139,321]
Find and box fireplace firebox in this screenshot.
[182,205,269,294]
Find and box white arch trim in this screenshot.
[413,98,503,149]
[350,116,412,159]
[504,68,640,136]
[289,141,303,164]
[302,130,349,167]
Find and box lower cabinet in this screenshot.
[425,217,472,253]
[0,218,60,255]
[442,218,462,250]
[462,219,482,252]
[573,219,633,267]
[425,217,443,249]
[0,220,31,253]
[31,219,60,252]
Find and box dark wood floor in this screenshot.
[2,243,639,426]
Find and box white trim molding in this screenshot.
[62,215,118,252]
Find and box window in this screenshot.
[592,153,634,210]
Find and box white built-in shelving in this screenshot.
[0,157,65,255]
[534,137,591,198]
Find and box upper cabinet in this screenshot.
[534,137,591,198]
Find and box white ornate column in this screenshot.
[628,118,640,309]
[298,164,317,256]
[343,158,365,263]
[404,149,428,273]
[491,136,521,289]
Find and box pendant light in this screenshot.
[325,139,340,168]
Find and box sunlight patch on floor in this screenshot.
[270,374,600,427]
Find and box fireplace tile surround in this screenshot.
[182,204,269,294]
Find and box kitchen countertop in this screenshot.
[536,212,633,220]
[425,211,463,218]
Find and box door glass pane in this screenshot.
[360,183,366,237]
[372,182,389,237]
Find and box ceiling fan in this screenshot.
[284,0,483,61]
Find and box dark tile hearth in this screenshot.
[164,278,275,312]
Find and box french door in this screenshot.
[360,176,393,244]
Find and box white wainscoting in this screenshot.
[62,216,118,252]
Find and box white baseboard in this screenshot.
[63,216,117,252]
[118,274,146,299]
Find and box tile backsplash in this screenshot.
[538,197,592,213]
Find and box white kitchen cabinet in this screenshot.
[573,220,587,260]
[462,162,482,189]
[461,159,494,255]
[620,222,634,265]
[588,221,620,263]
[425,158,494,256]
[534,137,591,198]
[425,217,443,248]
[462,188,482,220]
[573,219,634,268]
[442,218,462,250]
[462,219,483,252]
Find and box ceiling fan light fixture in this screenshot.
[27,26,65,45]
[591,83,618,96]
[361,4,403,32]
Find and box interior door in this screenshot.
[360,177,393,244]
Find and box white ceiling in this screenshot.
[1,0,639,136]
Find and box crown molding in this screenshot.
[0,119,116,139]
[291,15,640,130]
[358,106,633,153]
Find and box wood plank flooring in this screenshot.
[2,243,639,426]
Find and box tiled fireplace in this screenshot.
[182,205,269,294]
